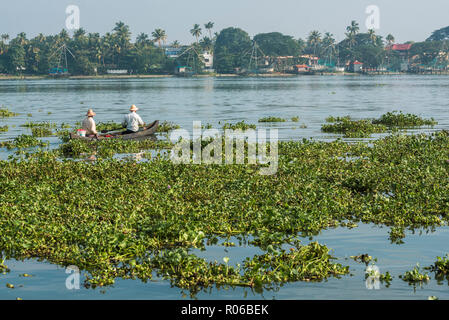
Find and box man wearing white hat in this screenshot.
[82,109,98,137]
[122,105,146,134]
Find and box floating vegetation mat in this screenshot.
[156,121,181,133]
[0,108,19,118]
[258,117,286,123]
[322,111,437,138]
[0,130,449,294]
[0,134,48,149]
[222,121,256,130]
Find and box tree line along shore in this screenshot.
[0,21,448,77]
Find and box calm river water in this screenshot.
[1,75,449,299]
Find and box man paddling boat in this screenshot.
[122,105,147,134]
[82,109,99,138]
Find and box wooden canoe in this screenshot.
[70,120,159,141]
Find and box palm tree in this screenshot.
[1,34,9,44]
[102,32,114,65]
[190,24,202,43]
[152,29,166,48]
[0,34,9,55]
[199,37,213,52]
[386,34,395,46]
[171,40,181,48]
[74,28,86,38]
[346,21,360,36]
[307,30,321,56]
[322,32,336,64]
[16,32,29,46]
[367,29,377,44]
[136,33,151,47]
[204,22,214,39]
[113,21,131,50]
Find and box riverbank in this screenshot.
[2,72,449,81]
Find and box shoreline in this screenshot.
[1,72,449,81]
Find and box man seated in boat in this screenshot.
[122,105,147,134]
[82,109,99,138]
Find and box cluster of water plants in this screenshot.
[18,121,58,137]
[156,121,181,133]
[400,265,430,283]
[58,138,173,158]
[0,134,48,149]
[96,121,124,132]
[1,111,449,296]
[0,125,8,133]
[427,255,449,275]
[222,121,256,130]
[21,121,56,129]
[0,126,448,294]
[258,117,286,123]
[321,118,387,137]
[0,107,19,118]
[372,111,437,127]
[322,112,437,137]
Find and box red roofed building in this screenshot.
[347,60,364,72]
[387,44,412,51]
[386,43,413,71]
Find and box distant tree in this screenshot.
[214,27,252,73]
[205,22,214,39]
[367,29,377,44]
[253,32,302,56]
[297,38,306,53]
[191,24,202,43]
[346,21,360,36]
[199,37,213,52]
[322,32,336,62]
[171,40,181,48]
[136,33,152,47]
[1,34,9,44]
[152,29,166,48]
[307,30,321,56]
[427,26,449,41]
[338,33,384,66]
[409,41,444,66]
[386,34,395,46]
[345,21,360,49]
[6,43,26,74]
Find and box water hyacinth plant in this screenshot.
[400,264,430,283]
[31,127,53,137]
[0,134,48,149]
[0,107,19,118]
[222,121,256,130]
[258,117,286,123]
[156,121,181,133]
[21,121,57,128]
[372,111,437,127]
[96,121,124,132]
[322,112,438,138]
[428,255,449,274]
[0,129,448,293]
[321,118,387,137]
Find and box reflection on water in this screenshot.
[1,76,448,144]
[1,76,449,299]
[2,224,449,300]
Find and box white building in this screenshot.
[202,52,214,72]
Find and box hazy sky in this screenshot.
[1,0,448,44]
